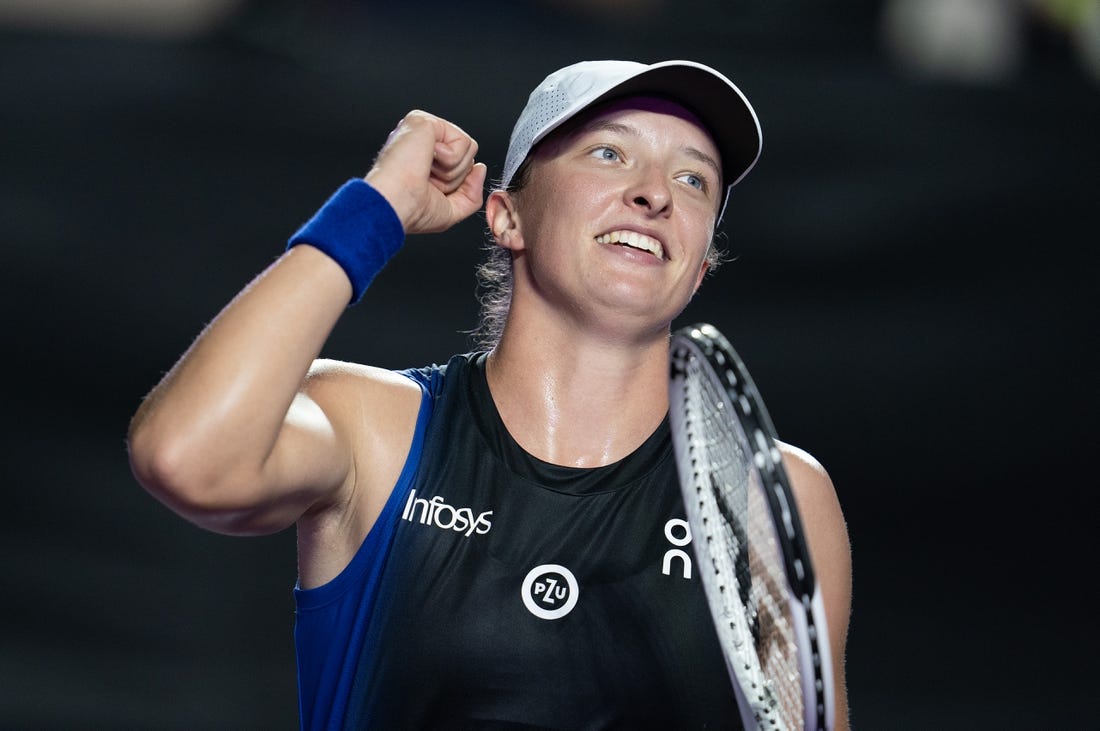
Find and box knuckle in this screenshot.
[403,109,434,128]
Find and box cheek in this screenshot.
[525,179,606,242]
[684,217,716,265]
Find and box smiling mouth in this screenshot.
[595,230,665,260]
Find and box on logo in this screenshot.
[662,518,693,579]
[521,564,579,620]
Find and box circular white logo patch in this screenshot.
[521,564,579,620]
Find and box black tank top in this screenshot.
[344,353,740,729]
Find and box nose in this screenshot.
[624,165,672,217]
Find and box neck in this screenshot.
[486,313,670,468]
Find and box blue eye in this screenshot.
[591,146,620,162]
[677,173,706,191]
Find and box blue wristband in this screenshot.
[287,179,405,304]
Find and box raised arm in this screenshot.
[127,111,486,544]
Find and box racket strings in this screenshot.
[678,353,804,730]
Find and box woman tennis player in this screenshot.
[129,59,851,729]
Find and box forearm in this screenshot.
[128,245,351,502]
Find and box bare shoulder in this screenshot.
[296,359,424,589]
[301,357,424,497]
[303,358,423,401]
[777,440,853,729]
[776,442,843,530]
[775,440,850,594]
[299,358,424,482]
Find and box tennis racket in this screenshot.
[668,323,833,731]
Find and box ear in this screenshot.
[486,190,524,251]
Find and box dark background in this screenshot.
[2,0,1096,727]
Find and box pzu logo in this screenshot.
[662,518,693,580]
[521,564,579,620]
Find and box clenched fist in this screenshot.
[366,111,487,235]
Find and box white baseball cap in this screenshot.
[501,59,763,215]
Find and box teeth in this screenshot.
[596,230,664,259]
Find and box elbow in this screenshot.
[128,425,210,512]
[128,421,184,498]
[127,424,262,532]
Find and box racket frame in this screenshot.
[669,323,834,731]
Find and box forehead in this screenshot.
[549,95,720,158]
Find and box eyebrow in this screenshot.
[580,120,722,182]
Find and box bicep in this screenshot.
[240,388,356,533]
[190,373,355,537]
[292,363,425,588]
[202,360,416,537]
